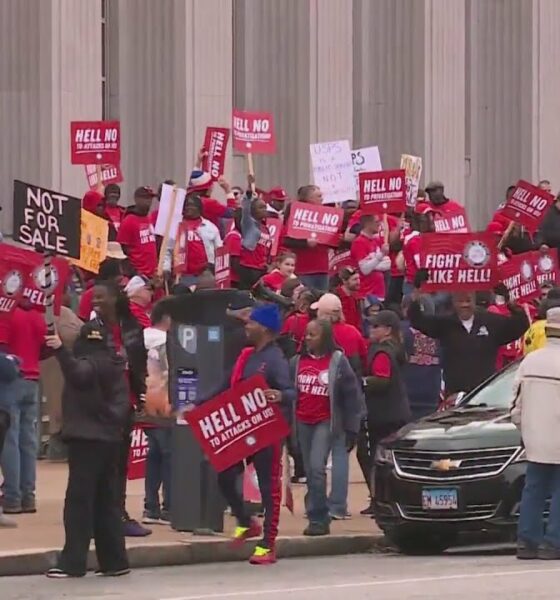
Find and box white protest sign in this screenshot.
[155,184,186,239]
[351,146,382,191]
[310,140,356,204]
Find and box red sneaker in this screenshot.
[249,546,277,565]
[229,519,262,548]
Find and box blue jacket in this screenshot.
[0,353,22,413]
[200,341,296,423]
[240,192,263,251]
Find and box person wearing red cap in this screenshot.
[282,185,332,291]
[266,187,288,219]
[103,184,125,240]
[402,203,436,298]
[82,190,105,217]
[117,187,158,278]
[223,208,243,288]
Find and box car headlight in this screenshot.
[513,447,526,463]
[374,445,394,465]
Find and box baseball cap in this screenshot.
[425,180,444,191]
[311,293,342,313]
[134,186,157,199]
[268,187,288,203]
[369,309,401,330]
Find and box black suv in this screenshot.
[374,362,530,554]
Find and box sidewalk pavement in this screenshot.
[0,458,383,576]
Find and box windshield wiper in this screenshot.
[464,403,489,408]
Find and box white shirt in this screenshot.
[461,316,474,333]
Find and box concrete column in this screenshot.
[110,0,233,200]
[353,0,465,204]
[0,0,101,233]
[232,0,353,194]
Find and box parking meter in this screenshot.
[167,289,247,533]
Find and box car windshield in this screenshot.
[462,362,519,410]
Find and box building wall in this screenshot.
[0,0,101,234]
[1,0,560,234]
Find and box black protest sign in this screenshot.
[13,180,81,258]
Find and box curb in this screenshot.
[0,534,384,577]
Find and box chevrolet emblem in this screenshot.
[431,458,462,471]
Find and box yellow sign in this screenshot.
[70,210,109,274]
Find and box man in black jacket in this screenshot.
[409,291,529,396]
[538,193,560,253]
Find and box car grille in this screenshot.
[398,502,498,521]
[393,447,519,481]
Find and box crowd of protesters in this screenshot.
[0,157,559,574]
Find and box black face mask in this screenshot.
[429,192,446,206]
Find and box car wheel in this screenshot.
[386,527,457,555]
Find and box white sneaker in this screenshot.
[0,512,17,528]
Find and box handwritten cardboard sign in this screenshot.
[13,180,81,258]
[310,140,356,204]
[70,210,109,274]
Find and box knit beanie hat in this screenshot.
[249,303,282,333]
[188,169,213,193]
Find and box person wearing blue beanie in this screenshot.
[204,301,295,565]
[248,303,282,334]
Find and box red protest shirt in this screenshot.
[224,229,242,284]
[117,213,157,277]
[130,301,151,329]
[351,233,386,299]
[390,223,410,277]
[332,322,367,371]
[370,351,392,378]
[261,270,288,293]
[428,198,463,215]
[403,230,422,284]
[78,286,95,321]
[202,198,228,228]
[105,205,125,234]
[240,223,271,270]
[336,285,362,331]
[296,354,331,424]
[8,307,47,380]
[288,244,329,275]
[282,312,310,349]
[174,219,209,276]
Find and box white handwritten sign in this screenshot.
[351,146,382,191]
[310,140,356,204]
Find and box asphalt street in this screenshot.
[1,548,559,600]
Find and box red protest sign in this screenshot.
[70,120,120,165]
[433,205,471,233]
[0,244,69,316]
[359,169,406,215]
[214,247,231,289]
[232,110,276,154]
[501,180,554,233]
[534,250,559,286]
[420,232,498,292]
[84,164,123,190]
[266,217,282,257]
[498,252,540,303]
[202,127,230,179]
[127,426,148,480]
[328,249,353,276]
[285,202,343,247]
[185,375,290,472]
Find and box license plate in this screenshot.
[422,488,458,510]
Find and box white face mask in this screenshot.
[495,295,506,306]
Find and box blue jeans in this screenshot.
[297,420,332,524]
[518,461,560,548]
[0,379,39,506]
[144,427,172,515]
[329,432,349,516]
[299,274,329,292]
